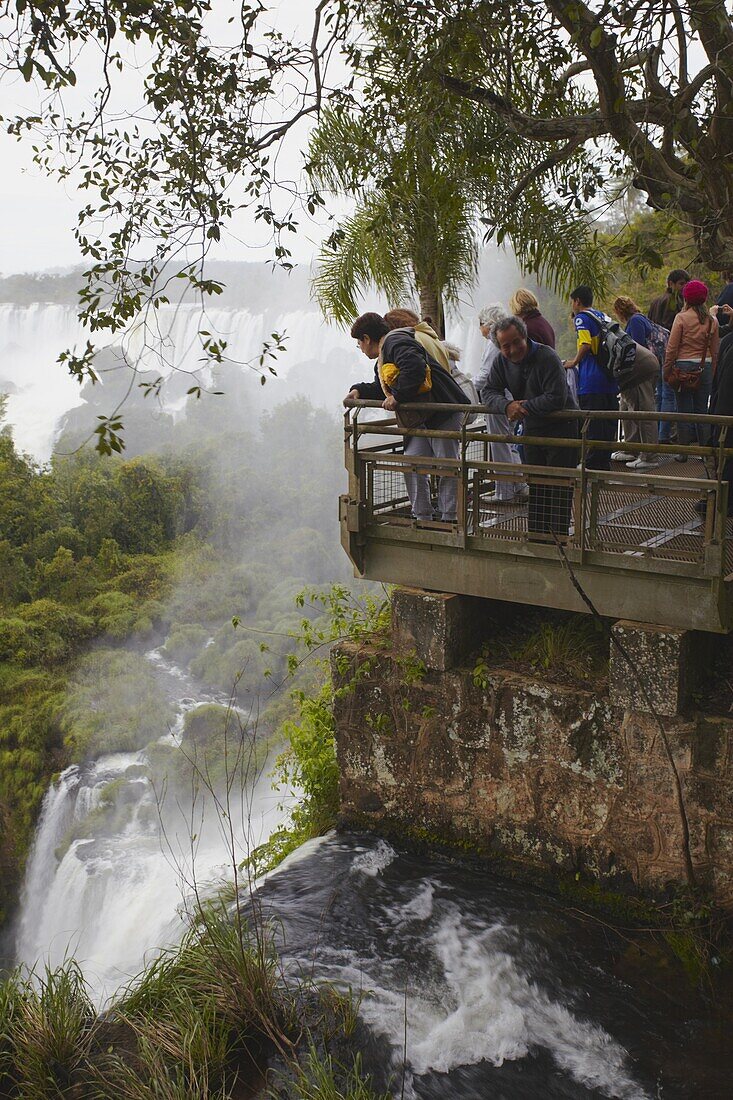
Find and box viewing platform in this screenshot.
[341,402,733,634]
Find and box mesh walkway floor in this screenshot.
[369,454,733,572]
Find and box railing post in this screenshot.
[459,413,469,546]
[715,425,729,546]
[577,417,590,561]
[472,468,480,535]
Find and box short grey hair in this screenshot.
[494,314,528,340]
[478,302,507,326]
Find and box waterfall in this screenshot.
[14,653,287,1007]
[0,248,522,460]
[0,300,357,460]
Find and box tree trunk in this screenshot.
[418,284,444,337]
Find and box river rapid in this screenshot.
[259,833,728,1099]
[10,644,731,1098]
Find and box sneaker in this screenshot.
[612,451,635,462]
[694,499,706,516]
[626,456,660,470]
[485,489,526,504]
[674,454,688,463]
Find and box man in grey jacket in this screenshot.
[475,302,526,503]
[483,316,578,536]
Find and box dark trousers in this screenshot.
[578,393,619,471]
[524,439,577,535]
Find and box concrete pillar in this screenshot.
[391,587,487,671]
[609,620,712,717]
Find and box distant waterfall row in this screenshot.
[0,300,489,460]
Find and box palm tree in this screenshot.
[308,107,479,336]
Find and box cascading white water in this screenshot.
[15,651,287,1007]
[0,300,358,459]
[0,247,521,460]
[0,302,86,458]
[265,835,653,1100]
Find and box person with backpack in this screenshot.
[611,296,660,469]
[663,281,720,456]
[345,311,467,523]
[383,308,450,370]
[562,286,619,471]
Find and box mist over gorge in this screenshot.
[0,256,515,461]
[0,250,517,986]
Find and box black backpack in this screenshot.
[579,311,636,385]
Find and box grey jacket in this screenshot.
[483,340,577,437]
[475,339,502,404]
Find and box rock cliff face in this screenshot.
[331,636,733,906]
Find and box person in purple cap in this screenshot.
[663,280,720,456]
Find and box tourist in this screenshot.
[663,280,719,456]
[383,308,451,370]
[345,311,466,523]
[483,316,578,536]
[712,302,733,341]
[611,296,659,469]
[563,286,619,472]
[475,303,526,503]
[648,269,691,330]
[508,288,556,347]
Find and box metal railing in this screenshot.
[343,401,733,576]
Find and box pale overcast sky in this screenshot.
[0,0,337,273]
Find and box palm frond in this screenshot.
[307,107,380,196]
[312,193,412,327]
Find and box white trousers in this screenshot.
[404,412,462,521]
[485,411,522,499]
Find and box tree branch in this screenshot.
[556,50,651,91]
[435,71,609,141]
[675,63,727,107]
[503,136,585,208]
[544,0,701,211]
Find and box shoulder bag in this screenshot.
[664,318,712,393]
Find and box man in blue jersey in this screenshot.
[562,286,619,471]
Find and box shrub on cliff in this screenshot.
[162,623,211,666]
[0,908,389,1099]
[0,601,95,667]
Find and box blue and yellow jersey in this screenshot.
[574,309,618,396]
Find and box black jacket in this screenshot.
[351,329,467,427]
[483,340,577,437]
[647,291,682,331]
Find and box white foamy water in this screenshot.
[15,651,287,1007]
[391,907,646,1098]
[275,840,650,1100]
[0,247,521,459]
[16,753,283,1006]
[351,837,397,877]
